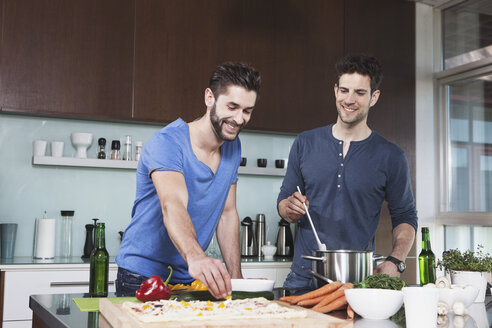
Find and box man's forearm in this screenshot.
[390,223,416,260]
[216,212,242,278]
[163,203,206,263]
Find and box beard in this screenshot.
[336,103,370,126]
[210,104,245,141]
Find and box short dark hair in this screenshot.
[209,62,261,99]
[335,54,383,93]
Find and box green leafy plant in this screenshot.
[437,245,492,272]
[353,273,406,290]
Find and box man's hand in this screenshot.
[278,191,309,223]
[187,255,232,299]
[374,260,401,277]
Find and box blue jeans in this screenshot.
[282,271,315,295]
[115,267,149,297]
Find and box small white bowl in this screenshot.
[345,288,403,320]
[231,279,274,292]
[436,284,479,308]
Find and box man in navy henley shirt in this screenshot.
[277,54,418,290]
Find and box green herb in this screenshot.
[437,245,492,272]
[391,305,405,325]
[353,273,406,290]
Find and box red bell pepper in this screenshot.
[135,266,173,302]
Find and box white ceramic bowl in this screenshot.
[436,284,479,308]
[231,279,274,292]
[345,288,403,320]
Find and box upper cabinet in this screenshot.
[132,0,344,133]
[0,0,414,135]
[0,0,134,120]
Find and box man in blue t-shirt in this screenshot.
[277,54,418,290]
[116,62,261,299]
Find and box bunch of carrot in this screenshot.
[279,281,355,319]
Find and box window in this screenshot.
[446,74,492,212]
[435,0,492,251]
[442,0,492,70]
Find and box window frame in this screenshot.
[436,63,492,225]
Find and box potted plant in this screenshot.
[437,245,492,303]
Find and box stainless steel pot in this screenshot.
[302,250,384,288]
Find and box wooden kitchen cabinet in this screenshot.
[0,0,134,120]
[133,0,344,132]
[0,0,416,136]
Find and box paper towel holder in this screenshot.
[32,211,56,259]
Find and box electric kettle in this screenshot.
[240,217,257,257]
[276,218,294,257]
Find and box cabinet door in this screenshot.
[3,268,117,321]
[0,0,134,120]
[133,0,344,133]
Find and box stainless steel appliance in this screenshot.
[240,217,257,257]
[275,218,293,257]
[255,214,265,255]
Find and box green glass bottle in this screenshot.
[418,227,436,286]
[89,222,109,297]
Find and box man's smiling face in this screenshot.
[209,85,257,141]
[334,73,379,126]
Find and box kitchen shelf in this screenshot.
[32,156,286,176]
[32,156,138,169]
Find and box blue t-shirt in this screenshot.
[116,118,241,282]
[277,124,418,278]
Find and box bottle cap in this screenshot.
[98,138,106,146]
[60,210,75,217]
[135,141,143,147]
[111,140,120,150]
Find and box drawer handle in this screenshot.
[50,281,115,287]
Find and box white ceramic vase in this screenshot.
[450,271,488,303]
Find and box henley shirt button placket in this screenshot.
[337,141,343,191]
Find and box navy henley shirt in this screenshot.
[277,124,418,278]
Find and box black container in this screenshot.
[240,157,247,166]
[275,159,285,168]
[257,158,267,167]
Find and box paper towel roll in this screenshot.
[34,218,56,259]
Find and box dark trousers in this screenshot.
[115,267,149,297]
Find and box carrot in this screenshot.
[291,281,342,304]
[296,294,326,307]
[314,295,348,313]
[347,305,355,319]
[312,283,353,310]
[279,295,298,303]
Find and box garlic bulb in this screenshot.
[437,301,450,316]
[452,301,469,316]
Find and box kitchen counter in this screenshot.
[29,292,492,328]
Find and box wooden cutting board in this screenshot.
[99,298,354,328]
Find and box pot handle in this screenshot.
[373,254,385,261]
[301,255,327,262]
[308,269,334,284]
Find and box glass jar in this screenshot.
[97,138,106,159]
[110,140,120,160]
[123,135,132,161]
[60,210,74,257]
[135,141,143,161]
